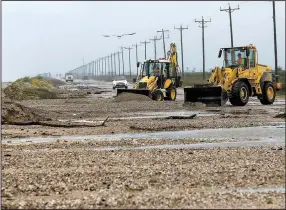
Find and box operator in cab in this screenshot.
[153,65,161,87]
[237,53,245,66]
[153,65,160,77]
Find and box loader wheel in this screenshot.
[229,81,249,106]
[166,87,177,101]
[153,90,164,101]
[259,82,276,105]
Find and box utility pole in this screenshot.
[124,47,133,78]
[94,60,97,78]
[107,55,110,78]
[97,59,100,77]
[272,0,278,81]
[117,52,121,76]
[95,60,97,78]
[110,53,113,77]
[113,53,116,76]
[121,47,125,76]
[97,59,99,78]
[92,61,95,78]
[220,3,240,47]
[150,36,161,60]
[132,43,141,76]
[140,40,150,60]
[174,25,188,79]
[195,16,211,81]
[157,29,169,58]
[98,59,101,76]
[100,58,103,76]
[104,57,107,77]
[101,58,104,76]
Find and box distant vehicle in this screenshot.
[112,75,128,89]
[65,73,73,83]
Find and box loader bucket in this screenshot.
[184,85,228,106]
[116,88,151,98]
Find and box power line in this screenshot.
[238,1,248,6]
[157,29,169,58]
[149,36,161,60]
[174,25,188,79]
[195,16,211,81]
[220,3,240,47]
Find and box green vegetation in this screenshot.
[182,72,212,86]
[3,76,58,100]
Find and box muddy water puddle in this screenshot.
[2,124,285,146]
[113,110,219,120]
[58,111,220,122]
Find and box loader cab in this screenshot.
[219,45,259,70]
[142,60,171,89]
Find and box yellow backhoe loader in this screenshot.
[184,44,283,106]
[116,43,182,101]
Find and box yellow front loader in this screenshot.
[184,44,283,106]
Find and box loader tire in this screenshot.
[153,90,164,101]
[166,87,177,101]
[229,81,249,106]
[259,82,276,105]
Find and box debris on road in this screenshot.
[113,92,152,102]
[152,114,197,120]
[274,112,286,118]
[165,114,197,119]
[2,98,110,127]
[2,145,285,209]
[183,102,206,109]
[1,99,51,124]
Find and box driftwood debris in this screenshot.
[164,114,197,119]
[3,116,109,128]
[152,114,197,120]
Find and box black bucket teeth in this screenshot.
[184,86,228,106]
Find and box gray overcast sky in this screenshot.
[2,1,285,82]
